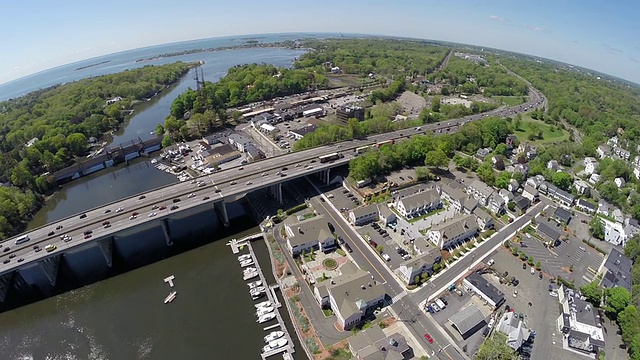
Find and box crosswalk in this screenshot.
[391,290,408,304]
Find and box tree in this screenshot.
[551,171,573,190]
[589,216,605,240]
[453,154,466,168]
[580,281,603,305]
[494,143,508,156]
[161,135,173,148]
[477,162,496,186]
[476,333,517,360]
[508,201,516,212]
[495,171,512,189]
[605,287,631,315]
[424,149,449,169]
[431,96,441,112]
[376,245,383,254]
[618,305,640,344]
[535,261,541,270]
[513,114,522,131]
[65,133,88,155]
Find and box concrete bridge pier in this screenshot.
[161,219,174,246]
[323,169,331,185]
[0,272,13,302]
[269,183,283,205]
[38,255,61,287]
[215,201,230,227]
[97,237,114,267]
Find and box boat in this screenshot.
[243,271,259,281]
[255,301,272,309]
[250,286,266,294]
[248,280,263,289]
[264,331,285,343]
[243,267,257,274]
[240,259,254,267]
[256,306,275,316]
[238,254,251,261]
[164,291,177,304]
[257,312,276,323]
[251,292,265,300]
[261,338,288,353]
[151,159,158,164]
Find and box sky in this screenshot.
[2,0,639,85]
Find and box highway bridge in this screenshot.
[0,87,546,302]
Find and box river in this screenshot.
[2,44,309,359]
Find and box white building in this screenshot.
[348,204,379,226]
[589,173,601,185]
[394,189,441,218]
[614,177,626,188]
[466,180,494,206]
[583,157,598,175]
[284,215,336,256]
[573,179,590,195]
[397,248,442,285]
[634,166,640,180]
[596,144,611,159]
[556,286,605,354]
[427,214,477,249]
[228,133,253,153]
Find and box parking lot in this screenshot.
[486,249,589,360]
[323,186,361,214]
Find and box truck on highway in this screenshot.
[318,152,344,163]
[375,139,394,148]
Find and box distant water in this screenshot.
[0,32,341,101]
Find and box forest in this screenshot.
[0,61,193,238]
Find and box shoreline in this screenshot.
[134,42,311,63]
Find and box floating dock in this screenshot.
[164,275,175,288]
[234,236,295,359]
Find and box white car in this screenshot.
[115,207,124,213]
[188,193,196,198]
[381,253,391,261]
[198,182,206,187]
[148,212,157,217]
[530,267,535,275]
[261,172,268,176]
[246,181,252,185]
[295,163,301,167]
[549,291,558,298]
[513,290,518,298]
[129,215,137,220]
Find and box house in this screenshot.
[615,177,626,188]
[377,204,397,226]
[575,199,596,214]
[545,183,575,207]
[288,124,317,140]
[488,194,506,215]
[522,185,539,202]
[245,144,263,162]
[348,204,379,226]
[556,285,605,354]
[507,179,519,193]
[537,219,563,244]
[204,133,224,145]
[607,136,619,147]
[516,142,530,156]
[284,215,336,256]
[498,189,514,205]
[612,209,625,224]
[573,179,590,195]
[394,189,441,218]
[634,166,640,180]
[596,144,611,159]
[466,180,494,206]
[525,175,545,189]
[491,156,505,170]
[624,218,640,240]
[258,123,279,136]
[553,207,572,225]
[228,133,253,152]
[204,144,242,166]
[513,195,531,213]
[348,326,413,360]
[475,147,493,161]
[603,220,625,246]
[473,208,494,230]
[599,249,632,293]
[505,134,518,149]
[589,173,601,184]
[105,96,122,105]
[251,112,277,125]
[441,183,467,213]
[397,247,442,285]
[427,214,478,249]
[449,305,487,340]
[597,200,611,217]
[313,263,385,330]
[497,311,531,351]
[463,272,505,308]
[547,160,559,171]
[583,157,598,175]
[336,105,365,122]
[512,163,529,178]
[462,196,479,214]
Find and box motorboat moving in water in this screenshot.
[261,338,288,353]
[164,291,177,304]
[257,312,277,323]
[264,331,285,343]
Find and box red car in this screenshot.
[424,334,434,344]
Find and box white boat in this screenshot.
[264,331,285,343]
[251,292,265,300]
[151,159,158,164]
[243,272,259,281]
[248,280,263,289]
[238,254,251,261]
[261,338,288,353]
[164,291,177,304]
[255,301,272,309]
[250,286,266,294]
[257,312,276,323]
[243,267,257,274]
[256,306,275,316]
[240,259,254,267]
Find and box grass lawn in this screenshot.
[514,117,570,145]
[496,96,526,106]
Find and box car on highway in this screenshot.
[281,167,288,171]
[188,193,196,198]
[45,244,57,252]
[203,196,210,201]
[84,230,93,235]
[246,181,252,185]
[3,247,9,253]
[424,334,434,344]
[139,195,146,200]
[159,206,167,210]
[238,167,244,171]
[48,231,55,236]
[214,189,221,193]
[9,254,16,259]
[261,172,268,177]
[34,246,42,252]
[198,182,206,187]
[173,198,181,203]
[17,258,24,263]
[84,234,92,239]
[148,212,157,217]
[103,223,111,229]
[295,163,301,167]
[152,205,159,210]
[116,207,124,213]
[129,215,137,220]
[2,259,9,264]
[131,212,139,217]
[79,213,87,219]
[56,225,64,230]
[230,181,237,185]
[170,205,179,210]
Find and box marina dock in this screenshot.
[234,237,295,359]
[163,275,175,288]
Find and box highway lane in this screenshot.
[1,86,546,265]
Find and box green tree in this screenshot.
[495,171,512,189]
[452,154,466,168]
[618,305,640,344]
[535,261,541,270]
[605,287,631,315]
[551,171,573,190]
[508,201,516,212]
[477,161,496,186]
[513,114,522,131]
[431,96,441,112]
[161,135,173,148]
[494,143,508,156]
[476,332,517,360]
[65,133,88,155]
[10,163,33,187]
[580,281,603,305]
[424,149,449,169]
[589,216,605,240]
[155,124,165,137]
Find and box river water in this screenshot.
[2,42,309,359]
